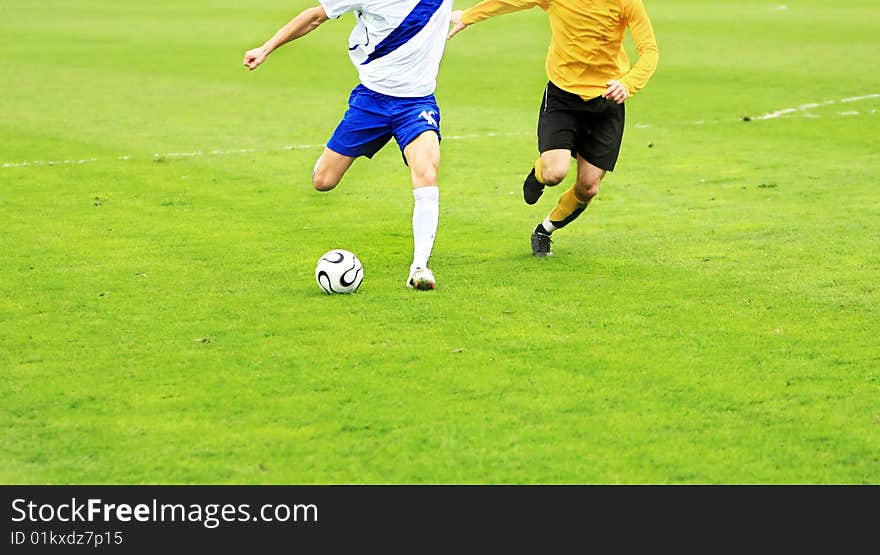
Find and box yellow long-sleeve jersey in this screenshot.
[462,0,659,100]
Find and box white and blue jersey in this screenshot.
[319,0,452,159]
[319,0,453,98]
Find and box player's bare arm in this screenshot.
[243,6,329,70]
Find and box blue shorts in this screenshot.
[326,84,441,161]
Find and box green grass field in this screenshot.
[1,0,878,484]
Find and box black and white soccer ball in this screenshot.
[315,249,364,294]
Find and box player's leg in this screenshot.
[316,85,393,191]
[312,148,356,192]
[530,99,623,257]
[547,155,603,231]
[530,161,599,258]
[572,155,604,202]
[523,83,577,205]
[402,130,440,290]
[405,129,440,188]
[392,95,442,290]
[530,157,603,258]
[535,148,571,185]
[524,150,571,206]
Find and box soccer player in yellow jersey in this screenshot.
[448,0,659,257]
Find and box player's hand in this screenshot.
[603,80,628,104]
[447,10,467,40]
[243,46,270,71]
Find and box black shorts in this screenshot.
[537,81,625,171]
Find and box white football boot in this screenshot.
[406,267,436,290]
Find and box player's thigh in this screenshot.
[394,98,441,188]
[537,112,576,183]
[324,87,395,179]
[313,148,356,191]
[402,130,440,188]
[574,102,625,174]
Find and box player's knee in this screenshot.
[412,165,438,188]
[575,178,601,200]
[541,165,568,186]
[312,171,339,192]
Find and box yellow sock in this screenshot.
[534,158,545,184]
[548,186,591,229]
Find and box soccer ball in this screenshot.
[315,249,364,294]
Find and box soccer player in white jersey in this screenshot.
[244,0,453,290]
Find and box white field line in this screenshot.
[753,93,880,120]
[2,96,878,170]
[1,132,531,170]
[634,93,879,128]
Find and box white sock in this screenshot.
[411,186,439,272]
[541,218,557,234]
